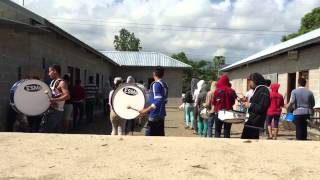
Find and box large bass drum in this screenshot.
[111,83,147,120]
[10,79,51,116]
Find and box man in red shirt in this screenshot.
[72,80,86,128]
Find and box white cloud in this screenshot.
[10,0,320,63]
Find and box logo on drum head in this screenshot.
[24,84,42,92]
[123,87,138,96]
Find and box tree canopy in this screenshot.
[282,7,320,41]
[114,28,142,51]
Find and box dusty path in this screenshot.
[1,133,320,180]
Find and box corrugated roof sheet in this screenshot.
[221,28,320,71]
[101,51,191,68]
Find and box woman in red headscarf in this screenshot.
[212,75,237,138]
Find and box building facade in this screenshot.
[0,1,189,131]
[221,28,320,107]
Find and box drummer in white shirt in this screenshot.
[39,64,70,133]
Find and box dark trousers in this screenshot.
[86,99,95,123]
[73,102,84,127]
[294,115,309,140]
[27,115,42,132]
[193,108,198,132]
[241,126,260,139]
[214,116,232,138]
[145,119,165,136]
[207,113,215,138]
[126,119,135,134]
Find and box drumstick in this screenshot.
[127,105,140,112]
[44,90,52,100]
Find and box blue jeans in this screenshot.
[207,113,215,138]
[184,103,194,127]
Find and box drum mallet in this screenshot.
[127,105,140,112]
[44,90,52,100]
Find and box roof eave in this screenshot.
[221,36,320,72]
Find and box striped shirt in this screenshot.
[85,83,98,99]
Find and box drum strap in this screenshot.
[50,78,63,97]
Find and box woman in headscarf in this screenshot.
[196,83,208,137]
[193,80,205,134]
[205,81,216,138]
[213,75,236,138]
[241,73,270,139]
[266,83,284,140]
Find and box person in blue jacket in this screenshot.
[139,67,168,136]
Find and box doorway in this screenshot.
[287,73,296,103]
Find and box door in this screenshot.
[287,73,296,103]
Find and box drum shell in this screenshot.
[218,110,245,124]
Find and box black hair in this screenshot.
[63,74,70,82]
[49,64,61,75]
[248,73,266,86]
[298,78,307,87]
[265,79,272,87]
[154,67,164,78]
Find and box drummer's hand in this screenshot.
[244,102,251,108]
[138,109,146,114]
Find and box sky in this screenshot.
[11,0,320,64]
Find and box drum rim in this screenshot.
[111,83,147,119]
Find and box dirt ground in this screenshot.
[73,108,320,141]
[1,108,320,179]
[1,133,320,180]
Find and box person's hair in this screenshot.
[265,79,271,87]
[49,64,61,74]
[298,78,307,87]
[89,76,94,83]
[63,74,70,82]
[154,67,164,78]
[114,80,122,89]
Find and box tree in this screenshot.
[282,7,320,41]
[172,52,225,92]
[114,28,142,51]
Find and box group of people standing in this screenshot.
[181,72,315,140]
[12,64,100,133]
[108,67,168,137]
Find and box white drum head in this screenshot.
[13,79,51,116]
[112,84,146,120]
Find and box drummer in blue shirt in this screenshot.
[139,67,168,136]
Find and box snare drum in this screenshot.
[111,83,147,120]
[10,79,51,116]
[218,110,246,123]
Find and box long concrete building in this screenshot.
[221,28,320,106]
[0,0,190,131]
